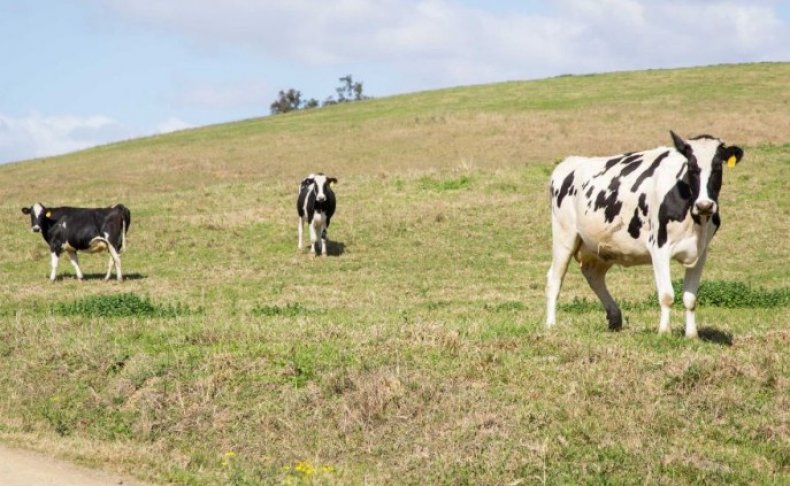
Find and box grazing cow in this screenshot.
[297,173,337,255]
[21,203,131,281]
[545,131,743,337]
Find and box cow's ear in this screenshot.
[21,207,30,215]
[723,146,744,168]
[328,177,338,185]
[301,177,313,187]
[670,130,692,158]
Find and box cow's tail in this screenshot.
[113,204,131,253]
[121,219,127,253]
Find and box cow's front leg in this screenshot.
[49,252,60,281]
[308,220,318,254]
[66,252,84,280]
[681,248,709,339]
[650,250,674,334]
[580,261,621,331]
[320,226,328,256]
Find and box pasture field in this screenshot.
[0,63,788,484]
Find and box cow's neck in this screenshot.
[39,218,56,243]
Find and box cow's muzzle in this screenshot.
[31,225,41,233]
[693,199,716,216]
[316,195,327,202]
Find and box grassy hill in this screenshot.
[0,63,788,484]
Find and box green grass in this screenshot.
[561,279,790,313]
[0,63,788,485]
[53,293,194,318]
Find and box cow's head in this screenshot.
[21,203,48,233]
[670,131,743,217]
[302,173,337,203]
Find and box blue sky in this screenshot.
[1,0,788,164]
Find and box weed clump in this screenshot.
[419,175,471,191]
[54,292,191,318]
[251,302,308,317]
[560,280,789,313]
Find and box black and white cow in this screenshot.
[297,173,337,255]
[21,203,131,281]
[546,131,743,337]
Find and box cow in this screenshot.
[21,203,131,282]
[297,173,337,256]
[545,131,743,337]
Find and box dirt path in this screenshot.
[0,443,148,485]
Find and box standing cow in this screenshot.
[21,203,131,281]
[545,131,743,337]
[297,173,337,256]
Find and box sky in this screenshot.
[1,0,789,164]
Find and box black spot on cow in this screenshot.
[585,185,594,199]
[631,151,670,192]
[637,193,648,216]
[627,207,642,239]
[556,171,575,208]
[592,156,625,178]
[657,178,694,247]
[707,164,723,202]
[593,177,623,223]
[618,155,644,177]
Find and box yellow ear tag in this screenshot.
[46,211,52,218]
[727,155,737,168]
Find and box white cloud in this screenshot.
[98,0,790,90]
[0,112,130,163]
[156,117,194,133]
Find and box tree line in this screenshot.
[270,75,369,115]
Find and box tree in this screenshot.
[270,75,370,115]
[270,89,303,115]
[332,74,366,104]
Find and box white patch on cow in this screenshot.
[32,203,44,218]
[312,174,329,201]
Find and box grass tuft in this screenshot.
[419,175,472,191]
[250,302,308,317]
[560,280,789,313]
[53,293,192,318]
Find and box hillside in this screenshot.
[0,63,788,484]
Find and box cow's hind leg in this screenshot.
[106,245,123,282]
[545,230,580,327]
[298,216,305,250]
[66,252,84,280]
[104,255,114,280]
[581,261,622,331]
